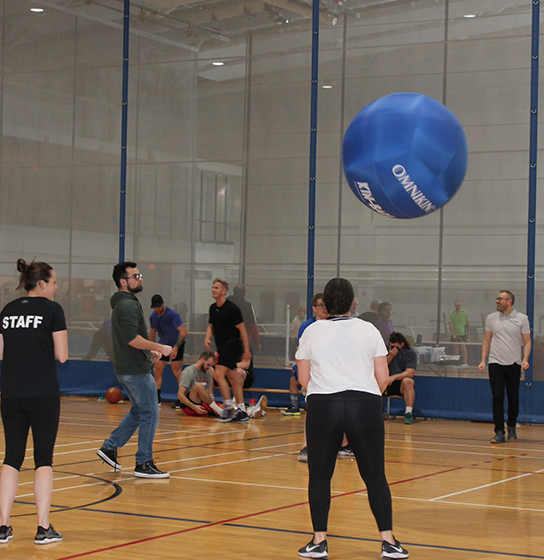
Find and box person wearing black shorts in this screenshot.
[205,278,251,422]
[149,294,187,407]
[296,278,408,560]
[0,259,68,545]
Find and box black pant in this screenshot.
[1,396,61,470]
[488,362,521,432]
[306,391,392,533]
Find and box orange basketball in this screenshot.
[105,387,122,404]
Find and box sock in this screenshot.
[210,402,223,416]
[238,402,246,412]
[405,406,413,414]
[157,389,161,402]
[290,394,299,409]
[225,399,234,408]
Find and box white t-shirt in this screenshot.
[295,317,388,397]
[486,309,531,366]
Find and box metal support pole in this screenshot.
[526,0,540,386]
[306,0,320,317]
[118,0,130,263]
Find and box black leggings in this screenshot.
[1,396,60,470]
[306,391,392,533]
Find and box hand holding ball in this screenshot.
[342,93,468,219]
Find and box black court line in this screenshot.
[11,471,122,518]
[224,523,544,559]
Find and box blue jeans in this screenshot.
[102,372,159,465]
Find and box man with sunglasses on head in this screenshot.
[97,262,172,478]
[478,291,531,444]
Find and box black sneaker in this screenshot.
[381,538,409,559]
[171,400,182,410]
[230,409,249,422]
[0,525,13,543]
[298,538,328,559]
[96,447,122,471]
[34,524,63,545]
[134,460,170,479]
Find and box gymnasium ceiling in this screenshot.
[18,0,532,55]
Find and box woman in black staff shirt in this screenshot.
[296,278,409,560]
[0,259,68,545]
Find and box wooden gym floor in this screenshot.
[1,396,544,559]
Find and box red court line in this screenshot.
[54,465,461,560]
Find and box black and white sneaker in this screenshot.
[134,460,170,479]
[0,525,13,543]
[298,539,328,559]
[34,524,63,545]
[230,409,249,422]
[381,538,409,559]
[96,447,122,471]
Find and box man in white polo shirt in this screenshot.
[478,290,531,444]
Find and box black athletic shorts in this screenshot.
[383,380,403,397]
[242,357,255,389]
[160,342,185,362]
[217,342,242,370]
[181,394,200,408]
[450,335,468,342]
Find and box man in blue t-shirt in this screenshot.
[149,294,188,406]
[385,332,417,425]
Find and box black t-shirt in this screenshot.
[209,299,243,351]
[358,311,380,326]
[0,297,67,398]
[388,348,418,376]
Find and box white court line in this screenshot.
[430,467,544,501]
[17,482,104,499]
[385,444,544,461]
[385,436,544,454]
[391,495,544,514]
[170,475,345,494]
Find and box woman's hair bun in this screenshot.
[16,258,28,274]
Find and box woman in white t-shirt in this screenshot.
[295,278,408,560]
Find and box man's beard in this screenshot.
[128,285,143,294]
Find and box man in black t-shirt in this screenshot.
[385,332,417,425]
[358,299,381,326]
[205,278,251,422]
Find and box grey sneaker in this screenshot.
[219,406,235,422]
[491,430,506,444]
[297,446,308,463]
[34,524,63,545]
[0,525,13,543]
[507,426,518,441]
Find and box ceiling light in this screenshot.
[322,85,332,89]
[285,19,289,23]
[212,62,224,66]
[30,7,44,12]
[332,16,338,26]
[464,14,476,18]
